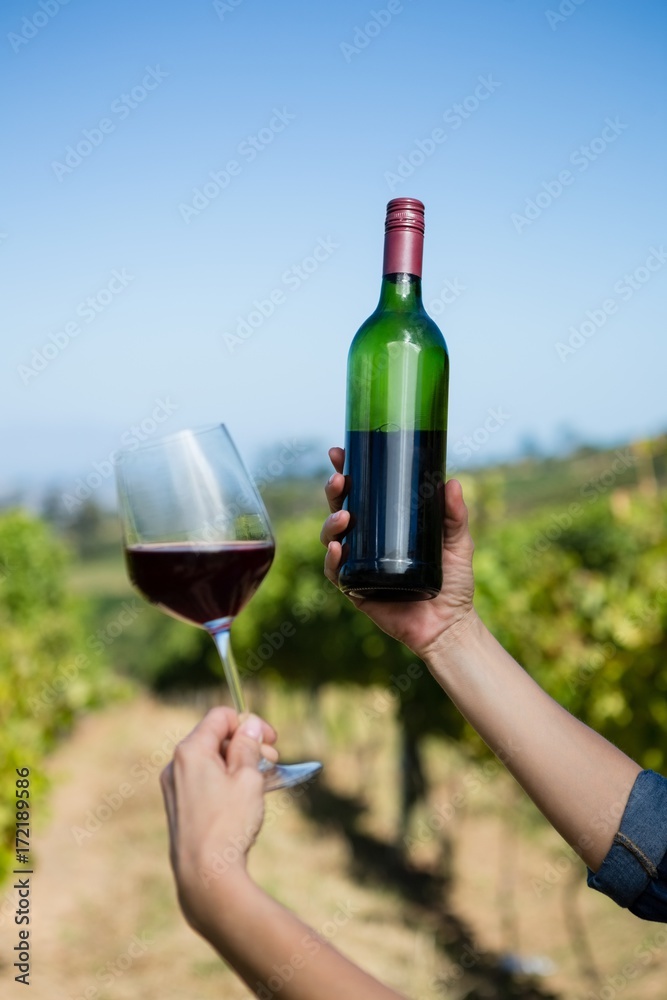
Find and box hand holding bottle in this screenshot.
[321,446,477,662]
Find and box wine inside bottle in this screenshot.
[340,198,449,602]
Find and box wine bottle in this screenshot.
[339,197,449,602]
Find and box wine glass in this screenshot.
[115,423,322,790]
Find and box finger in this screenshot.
[328,447,345,473]
[182,706,276,760]
[226,713,265,776]
[320,508,349,546]
[443,479,474,552]
[324,448,347,514]
[160,761,175,819]
[159,762,178,869]
[261,742,280,764]
[238,712,278,745]
[178,705,237,758]
[324,473,347,514]
[324,540,342,586]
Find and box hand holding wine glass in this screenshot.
[160,707,275,934]
[116,424,322,791]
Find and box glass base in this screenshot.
[259,758,323,792]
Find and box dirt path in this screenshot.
[0,695,443,1000]
[1,693,666,1000]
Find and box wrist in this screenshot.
[421,607,486,672]
[182,861,257,940]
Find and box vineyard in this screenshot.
[65,435,667,792]
[1,434,666,997]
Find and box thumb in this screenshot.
[226,713,264,774]
[444,479,474,552]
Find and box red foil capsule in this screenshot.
[382,197,425,277]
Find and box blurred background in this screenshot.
[1,0,666,997]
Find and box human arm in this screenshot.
[321,446,642,872]
[160,707,407,999]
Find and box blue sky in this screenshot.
[1,0,666,501]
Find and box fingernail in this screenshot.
[327,473,336,485]
[239,713,263,742]
[331,510,342,522]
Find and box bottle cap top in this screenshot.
[385,197,425,234]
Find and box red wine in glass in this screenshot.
[115,423,321,791]
[125,541,275,626]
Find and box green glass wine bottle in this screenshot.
[339,197,449,602]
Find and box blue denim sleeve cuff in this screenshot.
[587,770,667,915]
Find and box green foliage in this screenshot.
[87,593,212,691]
[0,511,123,884]
[234,515,415,685]
[475,491,667,770]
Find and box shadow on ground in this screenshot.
[300,781,560,1000]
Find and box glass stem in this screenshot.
[210,626,246,714]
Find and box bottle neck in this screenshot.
[377,272,423,311]
[380,225,423,310]
[383,224,423,278]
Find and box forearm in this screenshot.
[424,613,641,871]
[198,874,406,1000]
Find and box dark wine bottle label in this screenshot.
[341,428,444,600]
